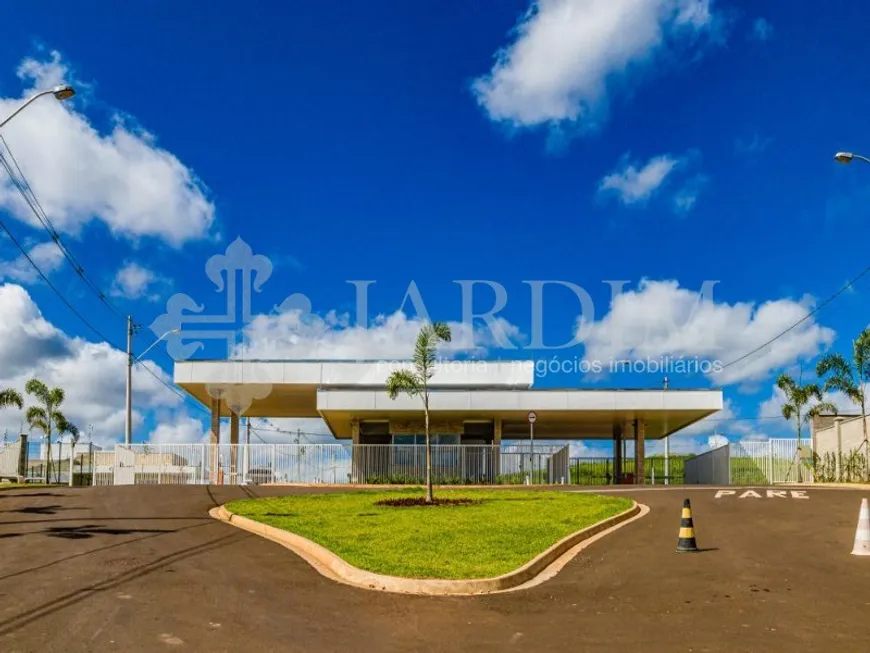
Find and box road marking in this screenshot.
[715,489,809,499]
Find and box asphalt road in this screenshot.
[1,484,868,652]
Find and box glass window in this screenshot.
[433,434,460,446]
[391,434,461,445]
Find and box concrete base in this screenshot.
[210,501,646,595]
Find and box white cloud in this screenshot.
[0,241,65,283]
[472,0,718,129]
[248,418,338,444]
[751,17,773,42]
[672,174,708,214]
[0,283,181,446]
[110,261,165,301]
[578,280,836,385]
[0,51,214,246]
[707,433,728,449]
[16,50,69,90]
[148,414,209,445]
[676,398,736,437]
[735,132,772,156]
[234,309,523,360]
[599,154,680,204]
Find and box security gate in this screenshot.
[95,443,570,486]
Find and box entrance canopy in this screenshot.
[174,360,723,440]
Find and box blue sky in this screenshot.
[0,0,868,453]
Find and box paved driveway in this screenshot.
[0,484,868,652]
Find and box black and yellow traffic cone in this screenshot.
[676,498,699,553]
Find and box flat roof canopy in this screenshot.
[174,360,723,440]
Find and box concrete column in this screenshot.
[834,416,845,481]
[493,418,502,481]
[17,433,28,479]
[230,412,239,446]
[612,424,622,484]
[351,420,361,483]
[209,396,221,445]
[351,419,360,445]
[230,412,239,482]
[209,395,221,484]
[635,419,646,485]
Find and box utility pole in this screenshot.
[125,315,134,446]
[245,417,251,484]
[296,428,301,482]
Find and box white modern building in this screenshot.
[174,360,723,484]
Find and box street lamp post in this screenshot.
[834,151,870,166]
[125,320,179,445]
[0,84,76,130]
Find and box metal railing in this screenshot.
[96,443,571,486]
[730,439,813,484]
[567,456,687,485]
[677,439,812,485]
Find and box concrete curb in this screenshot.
[209,500,646,596]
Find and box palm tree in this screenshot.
[776,373,837,482]
[0,388,23,411]
[385,322,452,504]
[25,379,77,483]
[816,328,870,476]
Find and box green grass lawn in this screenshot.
[226,489,633,579]
[0,482,50,491]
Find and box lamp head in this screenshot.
[835,151,854,164]
[51,84,75,101]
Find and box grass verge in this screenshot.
[226,489,632,579]
[0,483,50,491]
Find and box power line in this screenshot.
[247,422,333,439]
[0,136,124,321]
[0,212,120,346]
[721,263,870,372]
[248,427,268,444]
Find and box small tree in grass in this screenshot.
[25,379,78,483]
[385,322,452,504]
[776,373,837,482]
[816,328,870,479]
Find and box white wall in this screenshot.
[814,416,868,457]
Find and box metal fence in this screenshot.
[96,443,571,487]
[0,437,100,485]
[568,456,687,485]
[24,441,101,485]
[685,444,731,484]
[678,439,811,485]
[730,439,813,484]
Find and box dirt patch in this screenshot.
[374,497,481,508]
